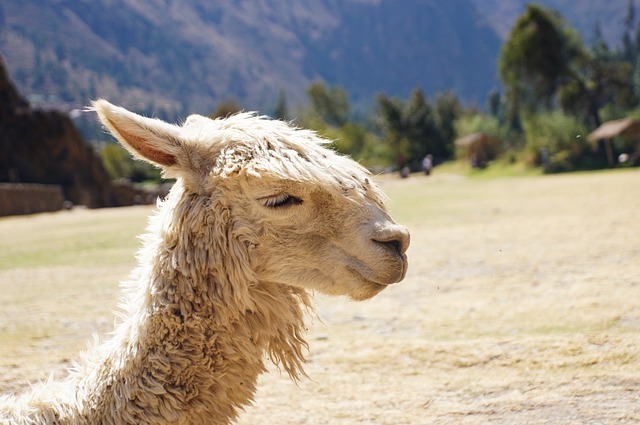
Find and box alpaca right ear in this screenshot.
[92,99,183,168]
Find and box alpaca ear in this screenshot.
[92,99,183,168]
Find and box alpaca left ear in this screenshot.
[92,99,183,168]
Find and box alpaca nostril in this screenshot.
[373,227,410,256]
[385,239,403,255]
[373,237,405,257]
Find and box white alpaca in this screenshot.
[0,100,410,424]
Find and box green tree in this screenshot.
[434,92,462,153]
[329,122,385,166]
[101,143,132,180]
[622,0,637,61]
[404,89,443,162]
[100,143,162,182]
[499,4,584,114]
[487,89,503,119]
[377,94,408,166]
[501,4,639,131]
[306,81,350,127]
[273,88,288,120]
[377,88,454,169]
[300,82,385,166]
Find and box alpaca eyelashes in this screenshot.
[259,194,304,208]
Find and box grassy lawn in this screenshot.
[0,206,152,391]
[1,169,639,423]
[0,206,149,270]
[432,158,544,180]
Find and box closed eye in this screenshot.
[259,194,304,208]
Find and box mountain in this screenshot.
[0,0,501,117]
[0,0,630,119]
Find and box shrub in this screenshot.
[521,111,590,172]
[100,143,162,182]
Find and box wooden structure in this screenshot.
[454,132,500,168]
[587,118,640,166]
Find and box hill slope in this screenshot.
[0,1,628,117]
[0,0,500,115]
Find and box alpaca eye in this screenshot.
[260,194,303,208]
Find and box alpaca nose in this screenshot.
[372,225,410,256]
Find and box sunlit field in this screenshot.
[1,169,639,424]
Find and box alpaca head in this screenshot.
[93,100,409,301]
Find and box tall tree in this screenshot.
[434,92,462,153]
[499,4,584,113]
[591,21,610,60]
[500,4,639,129]
[306,82,350,127]
[377,88,453,169]
[487,89,503,119]
[404,89,441,162]
[622,0,637,62]
[377,94,408,167]
[273,89,288,120]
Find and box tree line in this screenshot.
[100,2,640,182]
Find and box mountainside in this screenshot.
[0,0,629,118]
[0,0,500,116]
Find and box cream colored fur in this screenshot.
[0,100,409,425]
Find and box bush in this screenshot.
[100,143,162,182]
[521,111,590,172]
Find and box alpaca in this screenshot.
[0,100,410,425]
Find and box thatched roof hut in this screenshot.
[587,118,640,141]
[454,132,500,168]
[587,118,640,165]
[455,133,486,148]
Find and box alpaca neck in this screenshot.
[69,266,286,424]
[2,186,310,425]
[69,190,309,425]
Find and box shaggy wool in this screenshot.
[0,101,409,424]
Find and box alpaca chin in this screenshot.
[349,281,389,301]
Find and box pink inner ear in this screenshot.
[111,121,177,167]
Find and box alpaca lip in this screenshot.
[386,252,408,283]
[346,266,382,286]
[347,265,399,287]
[396,254,409,282]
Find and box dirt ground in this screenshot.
[1,170,639,424]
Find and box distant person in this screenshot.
[400,166,410,178]
[422,154,433,176]
[397,154,406,177]
[470,153,478,169]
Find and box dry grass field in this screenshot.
[1,169,639,424]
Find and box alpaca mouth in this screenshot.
[370,241,409,283]
[346,264,403,287]
[397,254,409,281]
